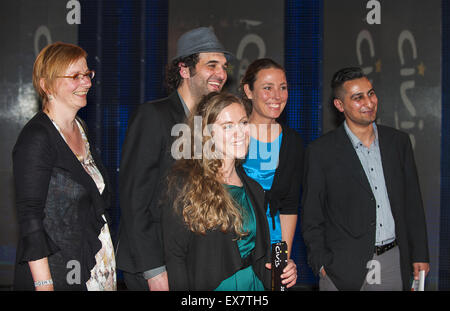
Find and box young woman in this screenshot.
[162,92,297,290]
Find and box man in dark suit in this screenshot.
[116,27,231,290]
[301,67,429,290]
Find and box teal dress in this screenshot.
[214,185,265,291]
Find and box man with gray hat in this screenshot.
[116,27,231,290]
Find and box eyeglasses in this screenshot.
[57,70,95,81]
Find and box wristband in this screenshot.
[34,279,53,287]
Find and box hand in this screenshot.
[265,259,298,288]
[147,271,169,291]
[412,262,430,280]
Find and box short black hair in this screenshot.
[329,67,367,126]
[331,67,366,100]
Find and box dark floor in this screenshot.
[0,281,318,291]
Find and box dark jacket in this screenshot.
[116,92,186,273]
[13,112,111,290]
[162,165,271,291]
[301,123,429,290]
[263,123,304,225]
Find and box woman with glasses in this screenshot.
[12,42,116,290]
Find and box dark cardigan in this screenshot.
[12,112,111,290]
[263,123,305,227]
[161,165,271,291]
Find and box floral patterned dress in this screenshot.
[52,118,117,291]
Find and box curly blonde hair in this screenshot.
[168,92,248,238]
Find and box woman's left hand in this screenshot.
[265,259,298,288]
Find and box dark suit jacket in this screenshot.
[116,92,186,273]
[161,165,271,290]
[301,123,429,290]
[13,112,111,290]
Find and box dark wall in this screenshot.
[168,0,284,95]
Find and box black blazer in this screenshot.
[264,123,304,225]
[116,92,186,273]
[301,123,429,290]
[161,165,271,291]
[12,112,111,290]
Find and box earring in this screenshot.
[48,95,54,101]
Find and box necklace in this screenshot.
[46,112,87,162]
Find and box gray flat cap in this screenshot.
[174,27,232,60]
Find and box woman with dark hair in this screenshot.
[13,42,115,290]
[241,58,304,274]
[162,92,297,290]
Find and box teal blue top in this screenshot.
[214,184,264,291]
[243,133,283,243]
